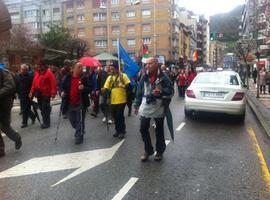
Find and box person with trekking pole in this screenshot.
[61,61,91,144]
[102,61,130,139]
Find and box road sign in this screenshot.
[0,140,125,187]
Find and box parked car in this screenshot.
[184,71,246,121]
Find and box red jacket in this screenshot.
[30,69,57,97]
[177,74,186,86]
[187,72,197,86]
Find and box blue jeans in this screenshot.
[68,105,86,137]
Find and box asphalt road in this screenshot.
[0,95,270,200]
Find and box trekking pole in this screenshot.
[55,98,63,142]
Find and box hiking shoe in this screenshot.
[75,135,83,145]
[15,139,22,150]
[108,120,113,124]
[21,124,27,128]
[41,124,49,129]
[102,117,106,123]
[113,132,119,137]
[0,150,5,157]
[118,133,125,139]
[141,152,154,162]
[154,153,163,161]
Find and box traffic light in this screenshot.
[210,32,216,41]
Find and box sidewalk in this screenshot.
[246,79,270,137]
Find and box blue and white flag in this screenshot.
[118,41,140,79]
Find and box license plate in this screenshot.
[202,92,225,98]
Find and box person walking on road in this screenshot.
[97,65,113,124]
[61,61,91,144]
[252,68,257,84]
[16,64,36,128]
[0,64,22,157]
[102,61,130,139]
[29,62,57,129]
[177,69,186,98]
[134,57,174,162]
[259,67,266,94]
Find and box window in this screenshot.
[143,37,151,45]
[77,27,86,37]
[95,40,107,48]
[67,16,74,24]
[10,12,20,20]
[128,52,136,60]
[111,0,119,5]
[66,1,73,11]
[142,24,151,32]
[112,39,118,47]
[93,13,106,21]
[127,38,136,46]
[142,9,151,17]
[141,0,151,3]
[42,9,49,16]
[94,26,106,36]
[24,10,39,18]
[76,0,85,9]
[126,25,135,34]
[111,12,119,20]
[77,14,85,22]
[111,26,120,35]
[126,11,135,18]
[28,22,40,29]
[53,8,60,15]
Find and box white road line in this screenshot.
[176,122,186,131]
[112,177,139,200]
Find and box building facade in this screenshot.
[3,0,64,38]
[62,0,180,62]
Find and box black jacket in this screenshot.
[61,73,91,109]
[15,73,33,99]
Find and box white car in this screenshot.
[184,71,246,121]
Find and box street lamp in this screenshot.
[100,0,140,53]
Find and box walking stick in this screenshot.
[55,98,64,142]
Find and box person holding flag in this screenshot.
[102,61,130,139]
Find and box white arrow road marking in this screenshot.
[0,140,125,187]
[112,177,139,200]
[176,122,185,131]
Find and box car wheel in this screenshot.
[237,111,245,123]
[184,108,192,118]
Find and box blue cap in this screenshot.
[0,63,5,70]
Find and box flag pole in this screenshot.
[117,38,121,71]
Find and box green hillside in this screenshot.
[210,5,244,42]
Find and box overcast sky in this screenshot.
[177,0,245,16]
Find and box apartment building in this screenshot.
[3,0,64,38]
[197,15,209,65]
[62,0,178,62]
[209,41,225,68]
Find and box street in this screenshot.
[0,95,270,200]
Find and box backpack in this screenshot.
[0,69,16,98]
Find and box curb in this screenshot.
[246,91,270,138]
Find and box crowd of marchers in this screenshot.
[0,58,198,162]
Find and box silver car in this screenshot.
[184,71,246,121]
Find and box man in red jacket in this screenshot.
[29,63,57,129]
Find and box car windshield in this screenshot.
[193,73,239,85]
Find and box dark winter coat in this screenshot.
[61,73,91,109]
[15,73,33,99]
